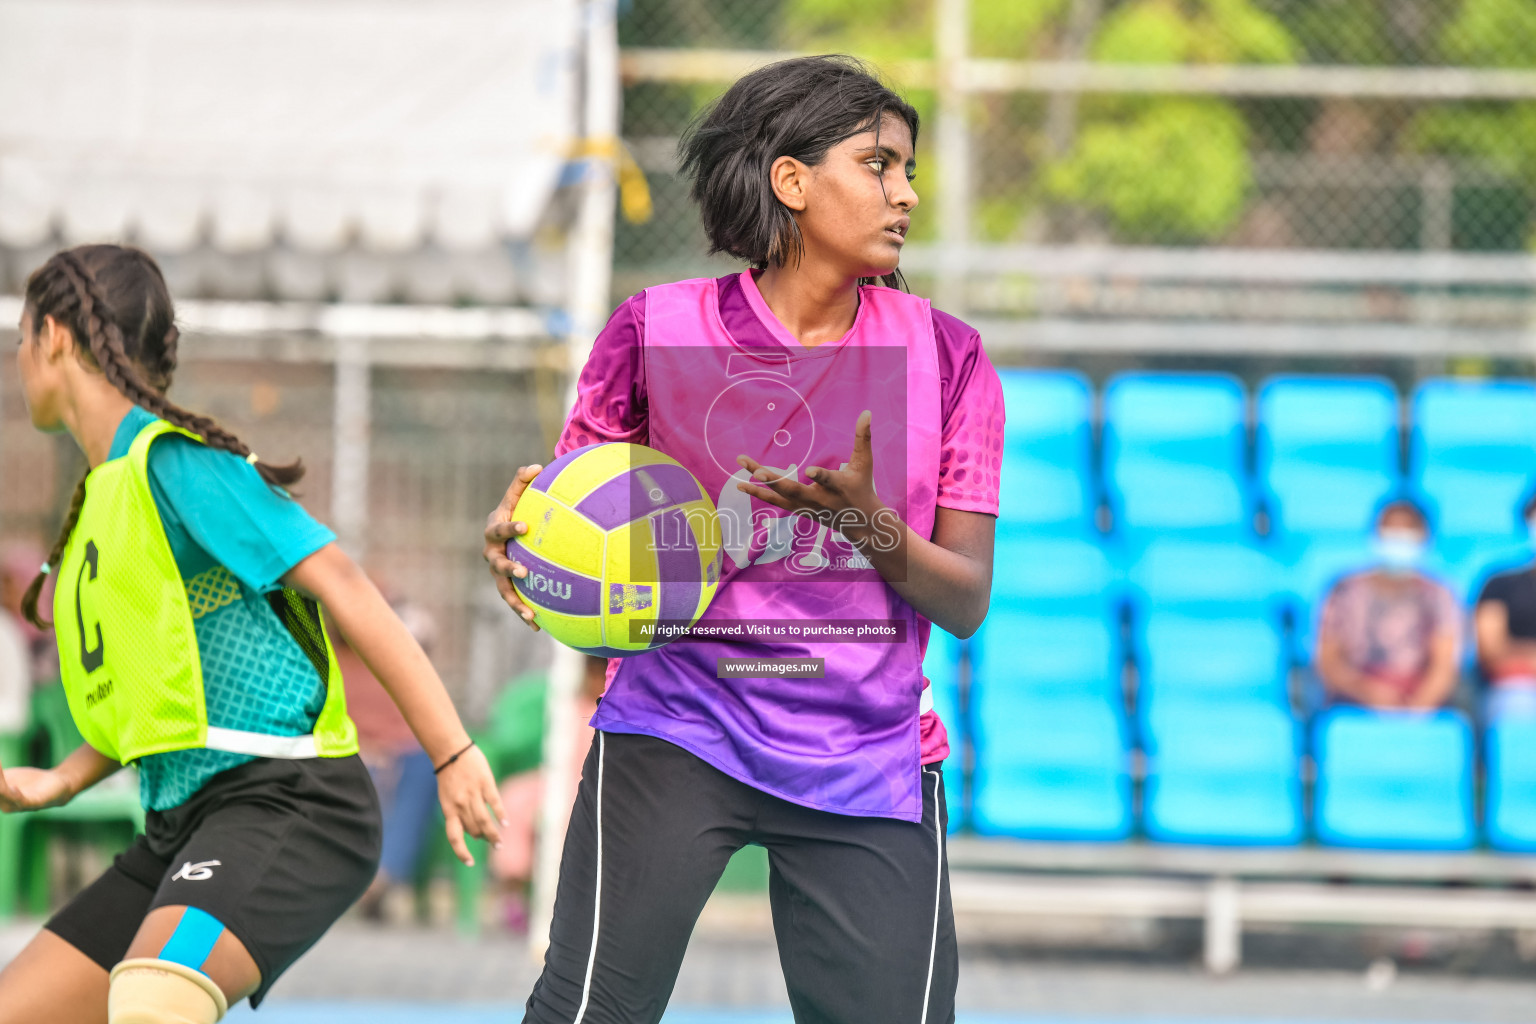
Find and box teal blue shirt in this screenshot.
[108,407,336,810]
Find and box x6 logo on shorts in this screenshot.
[171,860,221,882]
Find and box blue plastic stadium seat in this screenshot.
[1411,379,1536,542]
[1138,612,1287,711]
[1144,701,1302,846]
[1488,716,1536,852]
[971,694,1132,840]
[974,604,1119,702]
[997,370,1095,535]
[1126,537,1281,612]
[1104,373,1249,537]
[992,535,1117,606]
[1314,708,1475,850]
[1258,376,1400,538]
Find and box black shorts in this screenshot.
[46,754,381,1006]
[524,731,956,1024]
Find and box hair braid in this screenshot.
[18,245,306,631]
[53,252,304,489]
[20,471,87,629]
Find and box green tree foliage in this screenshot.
[1409,0,1536,246]
[1051,99,1254,240]
[1046,0,1297,242]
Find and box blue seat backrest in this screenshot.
[1411,379,1536,540]
[1126,537,1280,612]
[1145,700,1298,768]
[997,370,1094,534]
[993,535,1117,606]
[1258,376,1400,537]
[1104,373,1249,534]
[974,604,1120,701]
[1139,611,1287,707]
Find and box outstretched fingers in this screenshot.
[444,810,473,867]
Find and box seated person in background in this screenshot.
[1474,491,1536,720]
[1314,499,1462,711]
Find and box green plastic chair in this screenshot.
[0,685,144,920]
[0,729,30,918]
[477,673,548,778]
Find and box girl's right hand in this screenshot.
[0,765,74,813]
[435,744,507,867]
[483,464,544,631]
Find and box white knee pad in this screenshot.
[108,958,229,1024]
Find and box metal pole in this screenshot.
[935,0,971,314]
[1204,876,1242,974]
[529,0,620,962]
[1044,0,1103,157]
[331,335,371,560]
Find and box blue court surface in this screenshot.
[226,1010,1460,1024]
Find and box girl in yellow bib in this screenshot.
[0,245,505,1024]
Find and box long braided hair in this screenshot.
[20,244,303,628]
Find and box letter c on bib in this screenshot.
[76,539,105,673]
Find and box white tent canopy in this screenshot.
[0,0,579,254]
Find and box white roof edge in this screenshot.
[0,295,555,342]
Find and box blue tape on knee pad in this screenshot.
[158,906,224,973]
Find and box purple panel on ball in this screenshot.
[507,541,602,616]
[651,507,703,625]
[575,643,652,658]
[529,444,612,493]
[575,463,704,530]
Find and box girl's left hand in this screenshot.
[0,766,74,813]
[736,410,884,536]
[435,744,506,867]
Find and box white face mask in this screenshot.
[1374,529,1427,573]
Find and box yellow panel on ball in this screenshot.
[512,487,605,580]
[520,603,606,651]
[544,442,683,509]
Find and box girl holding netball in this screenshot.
[0,245,503,1024]
[485,56,1003,1023]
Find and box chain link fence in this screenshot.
[615,0,1536,350]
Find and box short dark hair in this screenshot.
[678,55,920,288]
[1375,496,1430,533]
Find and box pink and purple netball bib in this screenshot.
[574,272,951,821]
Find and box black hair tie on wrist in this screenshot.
[434,741,477,775]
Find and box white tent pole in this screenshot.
[529,0,619,961]
[331,334,371,560]
[935,0,971,315]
